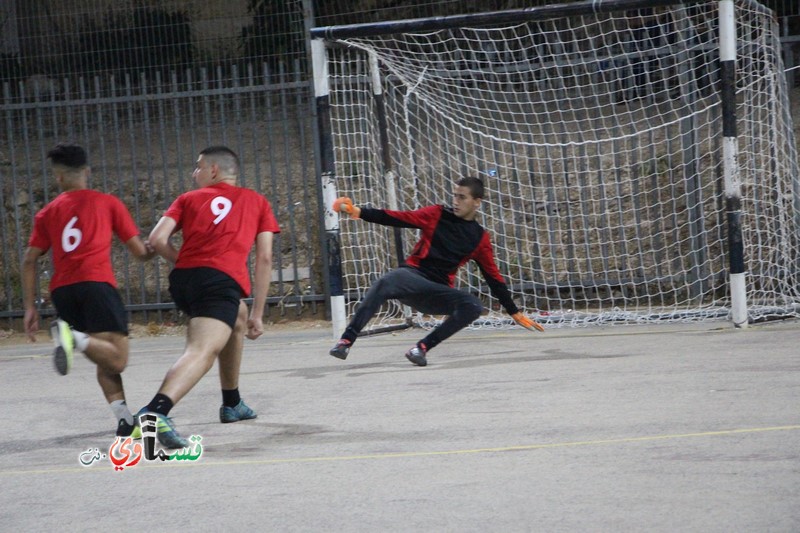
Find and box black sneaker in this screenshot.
[116,418,142,438]
[405,343,428,367]
[329,339,352,360]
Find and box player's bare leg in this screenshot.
[85,331,130,402]
[84,331,138,436]
[217,301,257,422]
[218,301,247,390]
[136,317,232,449]
[156,316,233,405]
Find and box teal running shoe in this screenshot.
[136,408,189,449]
[219,400,257,423]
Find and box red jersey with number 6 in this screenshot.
[28,189,141,291]
[164,182,280,296]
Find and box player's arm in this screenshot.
[332,197,437,229]
[473,234,544,332]
[148,216,179,264]
[111,197,157,261]
[125,235,156,261]
[247,231,274,340]
[21,246,45,341]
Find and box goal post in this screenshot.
[719,0,747,327]
[311,0,800,335]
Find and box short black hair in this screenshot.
[199,145,240,177]
[456,176,485,199]
[47,143,88,169]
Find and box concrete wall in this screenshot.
[0,0,254,69]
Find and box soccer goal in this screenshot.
[311,0,800,336]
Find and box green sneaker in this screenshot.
[50,319,74,376]
[136,408,189,449]
[220,400,257,423]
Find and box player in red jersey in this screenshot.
[139,145,280,448]
[21,143,155,437]
[329,176,544,367]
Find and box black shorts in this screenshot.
[51,282,129,335]
[169,267,242,329]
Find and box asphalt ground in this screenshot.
[0,319,798,532]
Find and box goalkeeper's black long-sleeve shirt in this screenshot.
[359,204,520,315]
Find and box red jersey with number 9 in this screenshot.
[164,182,280,296]
[28,189,141,291]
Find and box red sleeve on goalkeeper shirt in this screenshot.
[471,232,520,315]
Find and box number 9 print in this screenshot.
[211,196,232,225]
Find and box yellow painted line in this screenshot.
[1,425,798,477]
[205,425,800,466]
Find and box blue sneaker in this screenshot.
[50,319,74,375]
[220,400,257,423]
[136,408,189,449]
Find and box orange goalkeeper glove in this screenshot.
[332,197,361,219]
[511,312,545,332]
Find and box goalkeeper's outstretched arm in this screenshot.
[474,234,545,333]
[331,197,436,230]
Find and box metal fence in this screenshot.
[0,61,324,327]
[0,0,329,328]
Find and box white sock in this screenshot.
[110,400,134,425]
[72,330,90,352]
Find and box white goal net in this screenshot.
[318,0,800,330]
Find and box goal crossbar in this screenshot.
[311,0,687,40]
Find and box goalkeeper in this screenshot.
[330,176,543,367]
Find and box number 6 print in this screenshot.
[62,216,82,252]
[211,196,232,225]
